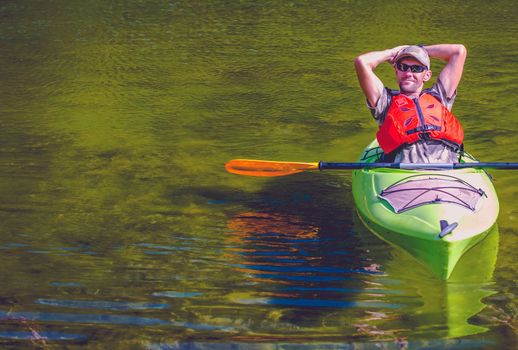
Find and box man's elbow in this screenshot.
[354,55,368,72]
[456,44,467,59]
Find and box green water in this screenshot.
[1,0,517,348]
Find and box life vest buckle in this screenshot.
[419,132,431,140]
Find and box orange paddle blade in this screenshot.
[225,159,319,177]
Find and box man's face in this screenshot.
[395,58,432,94]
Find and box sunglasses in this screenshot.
[396,62,428,73]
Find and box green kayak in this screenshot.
[352,140,499,280]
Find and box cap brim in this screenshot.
[395,54,428,68]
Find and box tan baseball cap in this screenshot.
[394,45,430,69]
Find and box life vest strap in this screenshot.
[405,124,441,135]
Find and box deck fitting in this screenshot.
[439,220,458,238]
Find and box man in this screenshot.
[354,44,467,163]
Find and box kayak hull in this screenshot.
[352,140,499,279]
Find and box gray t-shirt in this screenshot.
[368,79,460,163]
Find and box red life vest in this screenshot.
[376,92,464,154]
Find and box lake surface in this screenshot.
[0,0,517,348]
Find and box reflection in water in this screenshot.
[224,210,408,342]
[355,220,499,339]
[225,211,322,287]
[223,210,499,342]
[226,211,385,280]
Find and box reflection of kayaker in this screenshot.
[354,44,467,163]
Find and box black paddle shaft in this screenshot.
[318,161,518,170]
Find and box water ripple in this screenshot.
[231,263,381,275]
[152,291,202,298]
[1,310,168,326]
[233,296,402,309]
[36,299,169,311]
[0,330,87,341]
[283,286,404,295]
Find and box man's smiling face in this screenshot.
[395,58,432,95]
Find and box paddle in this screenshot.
[225,159,518,177]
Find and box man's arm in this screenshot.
[424,44,467,98]
[354,46,407,108]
